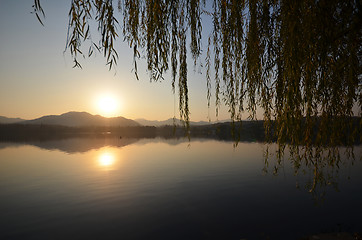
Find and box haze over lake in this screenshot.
[1,137,361,239]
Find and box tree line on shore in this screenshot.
[0,117,360,145]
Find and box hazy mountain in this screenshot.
[135,118,211,127]
[19,111,140,127]
[1,112,224,127]
[0,116,26,124]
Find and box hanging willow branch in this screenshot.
[33,0,361,146]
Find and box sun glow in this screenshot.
[98,152,115,167]
[96,94,120,117]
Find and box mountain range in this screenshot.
[0,116,26,124]
[135,118,211,127]
[0,112,139,127]
[0,112,215,127]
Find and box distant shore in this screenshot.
[0,121,265,142]
[0,117,360,145]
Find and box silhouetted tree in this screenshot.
[32,0,361,148]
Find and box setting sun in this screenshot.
[96,94,120,117]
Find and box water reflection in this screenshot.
[0,137,140,154]
[98,151,116,168]
[0,138,361,240]
[263,144,361,204]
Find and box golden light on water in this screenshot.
[98,151,116,169]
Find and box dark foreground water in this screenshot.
[0,138,361,240]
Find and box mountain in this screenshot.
[19,111,140,127]
[1,112,223,127]
[135,118,211,127]
[135,118,180,126]
[0,116,26,124]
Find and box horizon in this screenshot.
[0,110,230,122]
[0,1,240,122]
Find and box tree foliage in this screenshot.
[33,0,361,147]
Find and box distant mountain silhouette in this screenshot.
[135,118,212,126]
[18,111,140,127]
[1,113,224,127]
[0,116,26,124]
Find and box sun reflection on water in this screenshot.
[97,150,118,169]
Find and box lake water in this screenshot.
[0,138,361,240]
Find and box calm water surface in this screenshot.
[0,138,361,240]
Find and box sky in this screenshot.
[0,0,232,121]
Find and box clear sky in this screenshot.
[0,0,232,121]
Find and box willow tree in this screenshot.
[32,0,361,147]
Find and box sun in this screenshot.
[96,94,120,117]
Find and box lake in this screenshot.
[0,137,361,239]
